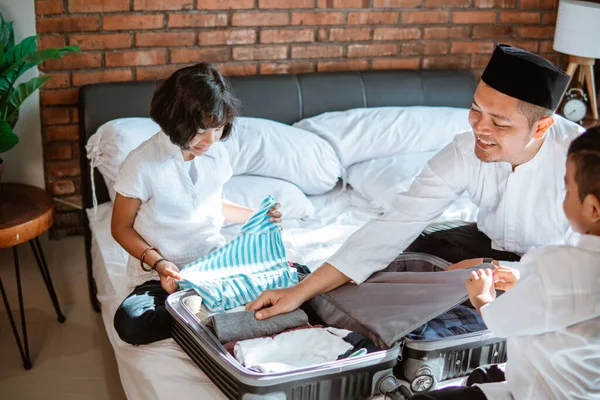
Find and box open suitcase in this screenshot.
[166,253,507,399]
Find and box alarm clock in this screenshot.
[562,88,588,123]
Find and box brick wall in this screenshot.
[35,0,561,237]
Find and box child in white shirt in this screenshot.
[412,126,600,399]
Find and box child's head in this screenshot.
[150,63,239,156]
[564,126,600,235]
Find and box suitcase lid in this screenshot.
[306,254,478,349]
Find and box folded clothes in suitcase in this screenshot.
[166,253,506,400]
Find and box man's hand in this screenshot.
[466,268,496,313]
[267,203,282,223]
[155,261,181,294]
[245,286,307,320]
[493,266,520,291]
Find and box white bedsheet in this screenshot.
[88,185,477,399]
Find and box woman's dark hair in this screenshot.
[150,63,239,149]
[568,125,600,202]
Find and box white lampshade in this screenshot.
[553,0,600,59]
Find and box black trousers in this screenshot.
[405,221,521,264]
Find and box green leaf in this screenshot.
[5,75,51,118]
[4,35,37,68]
[22,45,80,65]
[0,120,18,154]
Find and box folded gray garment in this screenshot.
[208,309,309,343]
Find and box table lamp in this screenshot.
[553,0,600,120]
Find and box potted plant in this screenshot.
[0,13,79,198]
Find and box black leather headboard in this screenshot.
[78,69,477,209]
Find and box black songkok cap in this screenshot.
[481,44,570,110]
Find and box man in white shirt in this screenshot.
[411,127,600,400]
[247,45,582,320]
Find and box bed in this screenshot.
[78,69,479,399]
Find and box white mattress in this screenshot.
[88,185,478,399]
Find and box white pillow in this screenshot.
[86,118,161,201]
[223,175,315,221]
[222,117,342,195]
[293,107,471,168]
[347,151,438,210]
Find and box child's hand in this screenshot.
[267,203,282,223]
[155,261,181,294]
[493,266,520,291]
[466,268,496,313]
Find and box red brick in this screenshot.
[291,12,345,26]
[373,27,421,41]
[261,29,315,44]
[42,108,71,125]
[423,55,468,69]
[372,58,420,69]
[233,46,288,61]
[318,28,370,42]
[425,0,471,7]
[73,69,133,86]
[47,161,80,178]
[424,26,469,39]
[136,32,196,47]
[41,53,102,71]
[318,0,369,7]
[373,0,422,7]
[48,180,76,196]
[539,40,553,53]
[42,72,70,89]
[197,0,255,9]
[106,50,166,67]
[452,11,497,24]
[291,45,343,59]
[450,41,495,54]
[134,0,193,10]
[348,43,397,58]
[68,0,129,12]
[499,11,541,24]
[402,11,449,24]
[216,64,258,76]
[475,0,516,7]
[44,124,79,141]
[260,62,315,74]
[46,144,73,160]
[520,0,557,9]
[471,26,514,38]
[501,40,539,53]
[471,55,492,69]
[199,30,257,45]
[348,12,398,25]
[36,0,63,15]
[260,0,313,8]
[170,48,230,63]
[136,65,182,80]
[37,16,100,34]
[317,60,368,72]
[104,14,164,30]
[71,109,79,123]
[168,13,227,28]
[542,11,556,25]
[69,34,132,50]
[518,26,554,39]
[39,35,66,49]
[233,12,290,26]
[41,89,79,106]
[401,41,448,56]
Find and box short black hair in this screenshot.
[516,100,553,129]
[150,63,239,149]
[568,126,600,202]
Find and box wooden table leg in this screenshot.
[584,64,598,120]
[566,62,578,77]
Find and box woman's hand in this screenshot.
[267,203,282,223]
[493,266,520,291]
[466,268,496,313]
[155,261,182,294]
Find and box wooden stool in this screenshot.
[565,55,598,120]
[0,183,66,369]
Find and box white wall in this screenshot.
[0,0,44,188]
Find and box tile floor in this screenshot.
[0,235,126,400]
